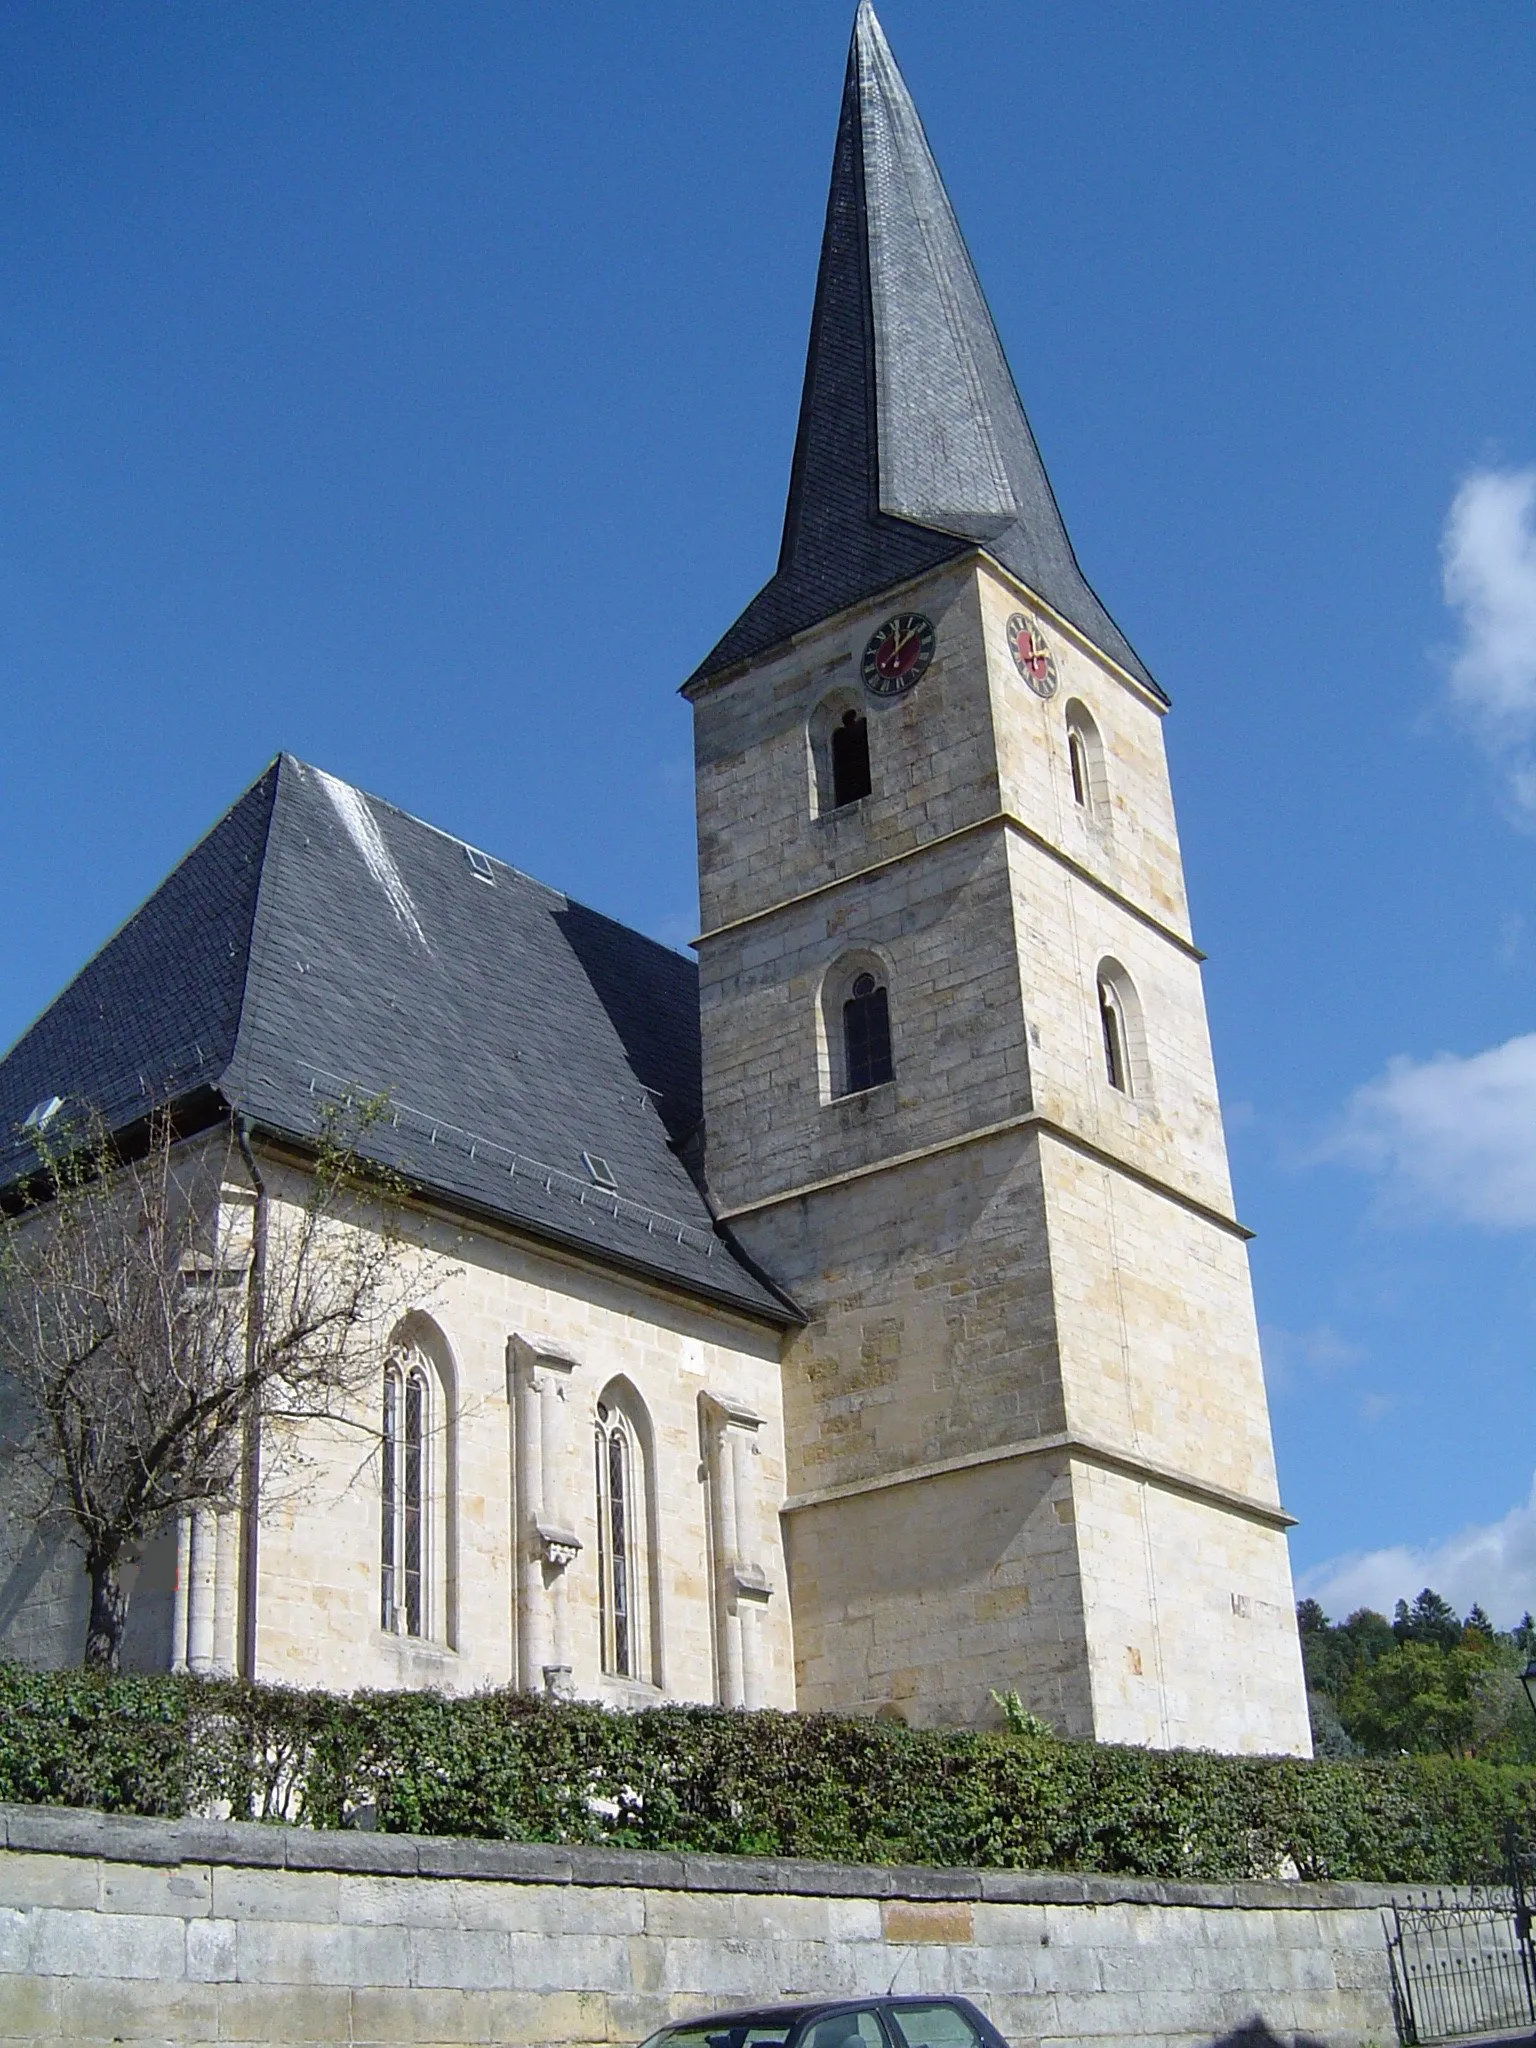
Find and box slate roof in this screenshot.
[687,1,1161,701]
[0,757,793,1325]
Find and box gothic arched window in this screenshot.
[379,1321,457,1647]
[594,1400,641,1678]
[830,708,872,808]
[843,971,894,1094]
[381,1352,431,1637]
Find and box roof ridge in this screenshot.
[219,754,296,1116]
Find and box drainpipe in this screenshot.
[234,1116,267,1682]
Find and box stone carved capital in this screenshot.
[507,1334,579,1404]
[700,1391,764,1437]
[729,1560,773,1604]
[535,1520,582,1570]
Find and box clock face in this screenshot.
[862,612,935,698]
[1006,612,1058,698]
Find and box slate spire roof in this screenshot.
[689,1,1159,699]
[0,757,790,1324]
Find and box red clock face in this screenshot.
[1006,612,1058,698]
[862,612,935,697]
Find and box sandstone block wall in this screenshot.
[689,551,1308,1755]
[0,1805,1401,2048]
[0,1166,795,1716]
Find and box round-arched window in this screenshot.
[843,973,893,1094]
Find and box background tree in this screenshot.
[0,1102,429,1669]
[1299,1592,1536,1762]
[1394,1587,1463,1651]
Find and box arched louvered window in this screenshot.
[843,971,894,1094]
[381,1353,431,1636]
[830,708,872,808]
[594,1401,638,1677]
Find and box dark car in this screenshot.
[638,1997,1007,2048]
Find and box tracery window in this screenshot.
[843,972,893,1094]
[830,708,872,808]
[594,1400,640,1677]
[381,1352,431,1636]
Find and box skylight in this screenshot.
[22,1095,63,1133]
[464,846,495,884]
[582,1152,618,1191]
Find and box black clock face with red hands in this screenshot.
[862,612,935,698]
[1006,611,1058,698]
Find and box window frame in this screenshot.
[1068,725,1090,807]
[381,1349,433,1638]
[842,972,894,1095]
[1063,698,1109,824]
[820,952,897,1102]
[829,707,873,809]
[808,687,874,819]
[1093,957,1149,1102]
[592,1384,656,1685]
[880,2003,999,2048]
[1098,976,1130,1094]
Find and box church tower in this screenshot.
[684,3,1310,1754]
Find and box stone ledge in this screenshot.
[0,1803,1403,1911]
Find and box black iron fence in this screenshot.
[1387,1890,1536,2043]
[1387,1831,1536,2044]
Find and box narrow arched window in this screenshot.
[381,1354,431,1636]
[1098,977,1130,1094]
[830,708,872,808]
[381,1370,398,1628]
[1069,727,1091,808]
[1065,700,1107,823]
[843,971,893,1093]
[595,1402,637,1677]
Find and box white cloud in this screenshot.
[1300,1478,1536,1629]
[1330,1031,1536,1229]
[1442,466,1536,810]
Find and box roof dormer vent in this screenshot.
[582,1152,618,1191]
[23,1095,63,1133]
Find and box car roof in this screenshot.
[659,2006,843,2030]
[659,1999,976,2032]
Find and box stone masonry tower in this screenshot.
[683,4,1311,1754]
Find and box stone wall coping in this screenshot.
[0,1802,1410,1913]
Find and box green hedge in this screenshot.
[2,1663,1533,1884]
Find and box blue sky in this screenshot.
[2,3,1534,1618]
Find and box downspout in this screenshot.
[234,1114,267,1682]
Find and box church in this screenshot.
[0,5,1312,1755]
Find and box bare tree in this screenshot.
[0,1101,430,1670]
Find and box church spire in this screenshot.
[689,1,1158,698]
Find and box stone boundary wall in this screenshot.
[0,1804,1400,2048]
